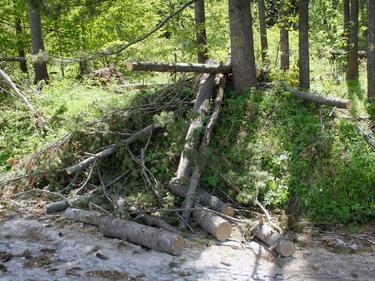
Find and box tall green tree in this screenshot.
[257,0,268,63]
[280,0,290,70]
[194,0,208,63]
[368,0,375,100]
[347,0,358,80]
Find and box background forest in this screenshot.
[0,0,374,228]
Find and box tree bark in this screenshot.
[27,0,48,83]
[368,0,375,100]
[228,0,257,92]
[194,0,208,63]
[287,87,353,109]
[192,204,232,241]
[343,0,350,53]
[134,214,181,234]
[257,0,268,63]
[179,74,227,229]
[167,178,235,216]
[15,18,28,73]
[252,223,296,257]
[298,0,310,89]
[347,0,359,80]
[127,61,231,74]
[65,208,184,255]
[66,123,163,174]
[280,0,290,70]
[175,67,216,179]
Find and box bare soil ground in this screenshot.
[0,208,374,281]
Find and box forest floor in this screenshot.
[0,207,374,281]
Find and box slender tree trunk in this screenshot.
[15,18,28,73]
[343,0,350,53]
[368,0,375,100]
[280,0,290,70]
[257,0,268,63]
[27,0,48,83]
[228,0,257,92]
[298,0,310,89]
[347,0,359,80]
[194,0,208,63]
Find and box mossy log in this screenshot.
[65,208,184,255]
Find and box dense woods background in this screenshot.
[0,0,375,228]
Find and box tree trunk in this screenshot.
[65,208,184,255]
[347,0,359,80]
[257,0,268,63]
[298,0,310,89]
[15,18,27,73]
[127,61,231,73]
[252,223,296,257]
[228,0,257,92]
[27,0,48,83]
[194,0,208,63]
[167,178,235,216]
[280,0,290,70]
[368,0,375,100]
[343,0,350,53]
[287,87,353,109]
[175,68,216,179]
[179,74,227,229]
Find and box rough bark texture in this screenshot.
[15,18,28,73]
[298,0,310,89]
[347,0,359,80]
[27,0,48,83]
[66,123,162,174]
[257,0,268,63]
[134,214,181,234]
[179,74,227,229]
[127,61,231,74]
[44,200,70,214]
[65,208,184,255]
[368,0,375,100]
[228,0,257,92]
[252,223,296,257]
[167,178,234,216]
[175,68,216,179]
[343,0,350,53]
[194,0,208,63]
[288,87,352,109]
[280,0,290,70]
[192,204,232,241]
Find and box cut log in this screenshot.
[168,177,234,216]
[127,61,231,74]
[66,123,162,174]
[0,56,27,62]
[287,87,352,109]
[252,223,296,257]
[192,204,232,241]
[134,214,181,234]
[179,74,227,229]
[65,208,184,255]
[44,196,90,214]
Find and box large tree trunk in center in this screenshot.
[257,0,268,63]
[194,0,208,63]
[280,0,290,70]
[347,0,359,80]
[368,0,375,100]
[298,0,310,89]
[228,0,257,92]
[27,0,48,83]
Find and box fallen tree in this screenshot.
[287,87,352,109]
[252,223,295,257]
[167,178,234,216]
[127,61,231,74]
[65,208,184,255]
[66,123,163,174]
[180,74,227,229]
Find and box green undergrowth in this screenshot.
[1,76,375,224]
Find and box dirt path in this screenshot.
[0,212,374,281]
